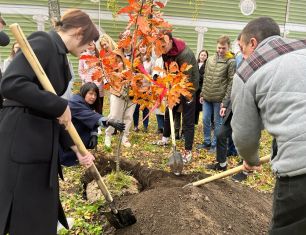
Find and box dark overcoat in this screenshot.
[0,30,73,235]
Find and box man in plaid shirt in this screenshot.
[231,17,306,234]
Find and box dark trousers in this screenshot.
[156,114,164,129]
[216,120,232,163]
[98,96,104,115]
[133,104,149,128]
[269,174,306,235]
[163,96,195,150]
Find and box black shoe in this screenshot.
[156,128,163,134]
[143,127,148,133]
[196,143,211,150]
[232,172,248,182]
[206,162,227,171]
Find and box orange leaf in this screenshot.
[169,62,179,73]
[137,16,150,34]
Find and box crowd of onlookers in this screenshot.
[0,15,246,181]
[50,29,247,181]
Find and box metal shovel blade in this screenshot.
[102,208,137,229]
[168,150,184,176]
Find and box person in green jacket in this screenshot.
[197,35,236,157]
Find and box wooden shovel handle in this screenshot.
[168,108,176,147]
[189,155,270,187]
[10,23,114,203]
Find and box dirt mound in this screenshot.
[83,157,272,235]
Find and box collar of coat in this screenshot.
[49,30,68,55]
[213,51,235,63]
[237,36,306,83]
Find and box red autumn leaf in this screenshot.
[99,49,106,58]
[154,1,165,8]
[79,54,97,60]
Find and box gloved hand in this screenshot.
[88,135,98,149]
[107,119,125,132]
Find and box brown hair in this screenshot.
[54,9,99,46]
[197,49,208,63]
[9,42,19,58]
[217,35,231,46]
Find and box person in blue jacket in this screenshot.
[60,82,125,166]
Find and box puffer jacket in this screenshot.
[201,52,236,103]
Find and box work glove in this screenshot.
[106,119,125,132]
[88,134,98,149]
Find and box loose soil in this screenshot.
[82,157,273,235]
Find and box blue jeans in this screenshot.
[156,114,164,129]
[202,101,222,148]
[133,104,149,128]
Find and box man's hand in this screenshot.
[88,135,98,149]
[76,151,95,168]
[107,119,125,132]
[199,97,204,104]
[220,103,226,117]
[58,106,71,129]
[242,160,262,172]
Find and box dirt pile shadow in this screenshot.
[82,157,272,235]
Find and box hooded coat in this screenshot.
[0,31,73,235]
[162,38,199,95]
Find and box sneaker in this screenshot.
[57,217,74,232]
[196,143,211,150]
[134,127,139,132]
[232,171,248,182]
[206,162,227,171]
[97,126,102,135]
[152,137,169,146]
[122,138,131,148]
[143,127,148,133]
[104,135,111,147]
[182,150,192,164]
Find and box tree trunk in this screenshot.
[48,0,61,29]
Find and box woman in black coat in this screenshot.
[0,9,99,235]
[60,82,125,166]
[195,49,208,124]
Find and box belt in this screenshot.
[3,99,62,188]
[3,99,52,119]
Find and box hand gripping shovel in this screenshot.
[183,155,270,187]
[10,23,136,229]
[167,108,183,175]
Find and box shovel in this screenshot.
[10,23,136,229]
[167,108,183,175]
[183,155,270,188]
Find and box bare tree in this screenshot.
[48,0,61,29]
